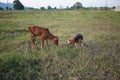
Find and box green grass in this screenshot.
[0,10,120,80]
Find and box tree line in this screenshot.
[0,0,114,11]
[0,0,82,10]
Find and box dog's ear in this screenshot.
[68,38,75,44]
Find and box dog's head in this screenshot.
[67,37,84,47]
[67,37,75,44]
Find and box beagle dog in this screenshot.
[67,33,83,48]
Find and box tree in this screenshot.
[6,6,9,10]
[40,7,45,10]
[54,7,57,10]
[73,2,82,9]
[5,6,12,10]
[47,5,52,10]
[0,7,4,10]
[13,0,24,10]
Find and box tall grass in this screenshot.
[0,10,120,80]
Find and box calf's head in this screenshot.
[53,37,59,46]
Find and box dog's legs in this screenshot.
[81,43,84,47]
[78,39,83,47]
[74,42,78,49]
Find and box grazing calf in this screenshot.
[67,33,83,48]
[28,25,59,50]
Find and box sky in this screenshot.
[0,0,120,8]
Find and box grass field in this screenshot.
[0,10,120,80]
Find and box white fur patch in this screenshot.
[67,40,70,44]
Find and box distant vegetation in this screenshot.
[0,10,120,79]
[0,1,114,11]
[13,0,24,10]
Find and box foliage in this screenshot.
[73,2,82,9]
[0,7,4,10]
[13,0,24,10]
[40,7,46,10]
[47,5,52,10]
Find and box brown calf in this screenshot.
[28,25,59,50]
